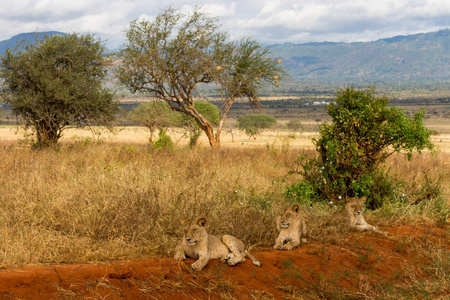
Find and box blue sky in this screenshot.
[2,0,450,49]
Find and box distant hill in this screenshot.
[0,31,65,54]
[2,29,450,86]
[0,31,112,55]
[270,29,450,85]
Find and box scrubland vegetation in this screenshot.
[0,7,449,298]
[0,140,448,269]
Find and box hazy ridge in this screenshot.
[272,29,450,85]
[1,29,450,86]
[0,31,65,54]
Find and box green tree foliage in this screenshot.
[127,102,180,144]
[287,86,434,208]
[0,33,117,148]
[237,114,277,140]
[116,7,283,148]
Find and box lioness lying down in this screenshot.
[174,217,262,271]
[344,196,387,235]
[274,204,308,250]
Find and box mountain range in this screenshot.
[0,31,65,54]
[1,29,450,85]
[271,29,450,85]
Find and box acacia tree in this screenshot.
[286,86,434,208]
[127,102,180,144]
[0,33,117,148]
[116,7,283,148]
[237,114,277,140]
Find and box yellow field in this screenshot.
[0,125,318,149]
[0,120,448,299]
[1,121,449,151]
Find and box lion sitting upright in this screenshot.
[174,217,262,271]
[274,204,308,250]
[344,196,387,235]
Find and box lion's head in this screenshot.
[182,217,208,246]
[278,204,300,229]
[344,196,366,217]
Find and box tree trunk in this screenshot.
[214,98,235,148]
[194,113,218,148]
[204,123,218,148]
[148,128,154,144]
[35,121,61,148]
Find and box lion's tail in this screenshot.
[245,243,262,267]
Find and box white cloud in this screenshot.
[1,0,449,48]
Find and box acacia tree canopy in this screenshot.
[127,102,180,143]
[116,7,284,148]
[237,114,277,140]
[0,33,118,148]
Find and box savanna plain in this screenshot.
[0,102,449,299]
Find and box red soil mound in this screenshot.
[0,225,448,299]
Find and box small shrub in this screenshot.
[287,86,435,208]
[153,129,174,150]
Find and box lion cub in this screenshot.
[274,204,308,250]
[344,196,387,235]
[174,217,262,271]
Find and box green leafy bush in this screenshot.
[153,129,175,150]
[287,86,434,208]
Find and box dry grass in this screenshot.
[0,136,449,299]
[0,130,448,272]
[0,141,304,267]
[0,124,319,149]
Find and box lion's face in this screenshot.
[279,204,300,228]
[345,197,366,217]
[182,217,208,246]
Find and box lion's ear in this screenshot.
[197,217,207,227]
[180,218,189,226]
[291,204,300,213]
[360,196,367,204]
[344,196,353,204]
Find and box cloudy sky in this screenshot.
[2,0,450,49]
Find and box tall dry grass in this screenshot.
[0,140,448,268]
[0,141,303,267]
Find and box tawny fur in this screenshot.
[274,204,308,250]
[344,196,387,235]
[174,217,262,271]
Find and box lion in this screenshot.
[173,217,262,271]
[274,204,308,250]
[344,196,387,235]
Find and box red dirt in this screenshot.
[0,224,448,299]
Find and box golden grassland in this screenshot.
[1,119,450,150]
[0,126,449,268]
[0,123,449,299]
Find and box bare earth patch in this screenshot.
[0,224,448,299]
